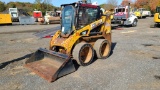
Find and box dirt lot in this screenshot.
[0,17,160,90]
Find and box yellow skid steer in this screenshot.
[25,0,112,82]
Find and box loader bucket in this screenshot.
[24,48,76,82]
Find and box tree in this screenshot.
[149,0,160,11]
[7,2,17,8]
[0,1,5,12]
[0,1,58,15]
[134,0,148,8]
[134,0,160,12]
[105,0,118,10]
[40,0,55,15]
[34,0,42,10]
[121,0,132,6]
[43,0,52,10]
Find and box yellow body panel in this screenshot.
[134,11,141,18]
[105,10,114,20]
[0,14,12,24]
[154,13,160,23]
[50,13,111,54]
[110,15,113,20]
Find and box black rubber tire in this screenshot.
[93,39,111,59]
[73,43,94,66]
[132,19,137,27]
[142,16,146,18]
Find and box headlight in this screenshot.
[75,3,77,7]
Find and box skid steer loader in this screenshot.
[25,0,112,82]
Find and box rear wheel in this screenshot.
[132,19,137,27]
[73,43,94,66]
[94,39,111,59]
[143,16,146,18]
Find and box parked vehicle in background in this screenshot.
[44,10,61,24]
[9,8,19,22]
[134,8,151,19]
[33,11,42,22]
[133,9,142,19]
[139,8,151,17]
[0,14,12,25]
[112,3,138,27]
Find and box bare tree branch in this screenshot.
[106,0,118,10]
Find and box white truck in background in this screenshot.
[112,4,138,27]
[9,8,19,22]
[139,8,151,17]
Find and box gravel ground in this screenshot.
[0,17,160,90]
[0,23,59,34]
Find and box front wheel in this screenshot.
[73,43,94,66]
[132,19,137,27]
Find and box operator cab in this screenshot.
[156,6,160,13]
[61,5,75,34]
[61,1,102,35]
[156,6,160,19]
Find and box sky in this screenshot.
[2,0,122,7]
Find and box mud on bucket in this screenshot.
[24,48,76,82]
